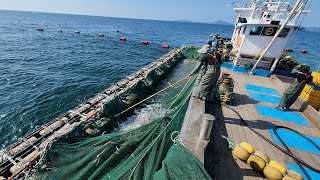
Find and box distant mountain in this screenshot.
[173,19,194,23]
[173,19,233,25]
[305,27,320,33]
[211,20,233,25]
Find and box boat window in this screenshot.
[242,26,247,35]
[249,26,290,37]
[261,27,278,36]
[249,26,263,35]
[279,28,290,37]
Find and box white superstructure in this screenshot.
[230,0,309,71]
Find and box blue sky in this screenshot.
[0,0,319,27]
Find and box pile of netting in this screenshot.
[31,49,211,180]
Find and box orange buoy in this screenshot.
[285,48,293,52]
[99,34,105,37]
[143,40,149,45]
[120,37,126,41]
[162,44,170,49]
[300,50,308,53]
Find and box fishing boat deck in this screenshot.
[205,67,320,179]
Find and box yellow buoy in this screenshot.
[240,142,255,154]
[287,170,304,180]
[254,151,270,163]
[233,146,250,161]
[269,160,287,174]
[263,165,283,180]
[247,154,266,171]
[282,176,297,180]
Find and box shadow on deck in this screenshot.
[204,102,260,179]
[204,101,281,179]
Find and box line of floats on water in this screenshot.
[285,48,308,53]
[36,28,170,49]
[36,28,310,52]
[37,28,309,52]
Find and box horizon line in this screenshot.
[1,9,318,28]
[0,9,234,25]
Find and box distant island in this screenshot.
[173,19,233,25]
[211,20,233,25]
[173,19,194,23]
[305,27,320,33]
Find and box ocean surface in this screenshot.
[0,10,319,149]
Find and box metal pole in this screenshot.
[249,0,257,20]
[199,114,215,140]
[270,58,280,72]
[250,0,303,74]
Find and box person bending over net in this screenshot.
[276,65,313,111]
[191,47,222,100]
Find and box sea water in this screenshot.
[0,10,319,148]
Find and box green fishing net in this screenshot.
[31,47,211,180]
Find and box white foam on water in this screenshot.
[119,103,167,131]
[117,59,195,132]
[0,113,6,121]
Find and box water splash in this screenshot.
[0,113,6,120]
[119,103,167,131]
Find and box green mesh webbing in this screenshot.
[31,47,211,180]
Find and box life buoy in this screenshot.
[143,40,149,45]
[162,44,169,49]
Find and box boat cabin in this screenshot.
[230,0,308,72]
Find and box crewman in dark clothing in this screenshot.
[277,66,313,110]
[191,47,222,99]
[204,39,213,47]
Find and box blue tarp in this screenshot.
[268,128,320,155]
[255,105,310,126]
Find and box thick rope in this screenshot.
[0,150,28,176]
[115,75,190,117]
[167,76,192,110]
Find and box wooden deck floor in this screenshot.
[205,68,320,179]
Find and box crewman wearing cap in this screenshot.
[277,65,313,110]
